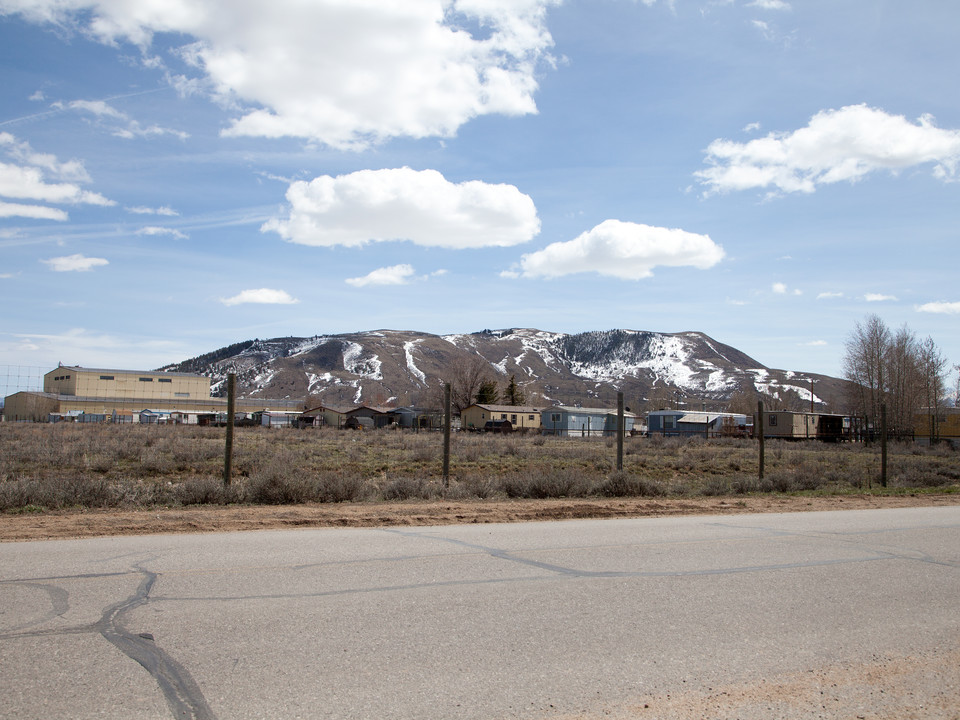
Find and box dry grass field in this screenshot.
[1,423,959,540]
[2,423,958,512]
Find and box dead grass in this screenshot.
[0,423,957,513]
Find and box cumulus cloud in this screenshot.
[220,288,299,306]
[772,282,787,294]
[7,1,558,150]
[262,167,540,249]
[135,226,188,239]
[0,133,113,219]
[916,301,960,314]
[503,220,724,280]
[864,293,897,302]
[41,254,109,272]
[696,105,960,196]
[345,264,417,288]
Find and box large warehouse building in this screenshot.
[2,365,300,422]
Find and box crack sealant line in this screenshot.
[380,528,892,579]
[98,568,217,720]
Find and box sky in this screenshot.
[1,0,959,395]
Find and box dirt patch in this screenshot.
[3,493,959,542]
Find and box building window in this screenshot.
[501,414,507,420]
[529,415,535,421]
[769,415,777,427]
[99,375,114,380]
[551,414,561,422]
[175,392,190,398]
[139,377,153,382]
[158,378,172,383]
[511,414,517,422]
[663,416,675,429]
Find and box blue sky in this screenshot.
[2,0,959,393]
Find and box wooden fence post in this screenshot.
[223,373,235,487]
[757,400,765,481]
[443,382,451,488]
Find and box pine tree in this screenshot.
[475,379,499,404]
[505,374,525,406]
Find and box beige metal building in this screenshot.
[44,366,211,400]
[3,365,300,422]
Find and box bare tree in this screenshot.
[885,324,920,436]
[448,355,489,413]
[842,314,891,431]
[725,385,759,415]
[917,336,949,441]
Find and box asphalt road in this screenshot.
[1,507,959,719]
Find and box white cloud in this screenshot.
[0,201,68,221]
[220,288,299,306]
[263,167,540,249]
[0,134,113,219]
[748,0,791,10]
[41,254,109,272]
[0,132,91,182]
[772,282,787,294]
[0,162,113,206]
[9,1,558,150]
[504,220,724,280]
[802,340,827,346]
[743,122,762,133]
[696,104,960,196]
[916,301,960,314]
[136,226,188,239]
[864,293,897,302]
[817,291,843,300]
[65,100,189,140]
[346,264,417,288]
[127,205,178,216]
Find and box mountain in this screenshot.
[159,328,851,412]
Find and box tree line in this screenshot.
[842,314,950,440]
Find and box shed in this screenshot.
[540,405,639,437]
[646,410,749,437]
[344,416,375,430]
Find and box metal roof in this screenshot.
[49,366,207,379]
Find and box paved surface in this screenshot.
[1,507,959,719]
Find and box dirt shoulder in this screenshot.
[3,493,959,542]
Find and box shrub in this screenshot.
[595,471,665,497]
[502,468,593,499]
[381,476,441,501]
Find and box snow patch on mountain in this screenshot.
[306,372,334,393]
[343,342,382,380]
[404,341,426,385]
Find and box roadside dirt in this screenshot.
[3,493,959,542]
